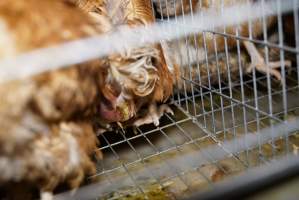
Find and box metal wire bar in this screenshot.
[186,154,299,200]
[293,0,299,85]
[0,0,297,83]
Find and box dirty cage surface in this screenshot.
[62,0,299,199]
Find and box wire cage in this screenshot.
[3,0,298,199]
[54,1,299,199]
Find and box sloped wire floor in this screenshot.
[84,69,299,200]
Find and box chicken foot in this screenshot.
[244,41,291,81]
[133,104,174,127]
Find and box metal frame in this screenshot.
[185,154,299,200]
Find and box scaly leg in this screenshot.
[243,41,291,81]
[133,104,174,127]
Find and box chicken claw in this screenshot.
[244,41,292,81]
[133,104,174,127]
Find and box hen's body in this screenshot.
[155,0,291,85]
[106,0,175,126]
[72,0,176,128]
[0,0,108,198]
[0,0,112,121]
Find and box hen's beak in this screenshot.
[115,94,136,121]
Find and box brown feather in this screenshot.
[0,0,105,197]
[107,0,174,102]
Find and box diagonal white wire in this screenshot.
[0,0,297,83]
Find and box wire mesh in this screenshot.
[72,0,299,199]
[0,0,294,199]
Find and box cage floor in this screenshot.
[85,69,299,200]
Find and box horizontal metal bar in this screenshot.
[185,154,299,200]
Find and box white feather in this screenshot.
[0,18,17,58]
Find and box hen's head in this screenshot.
[98,45,161,124]
[110,46,160,97]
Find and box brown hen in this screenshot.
[72,0,176,128]
[0,0,108,199]
[106,0,175,127]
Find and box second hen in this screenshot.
[154,0,292,84]
[73,0,176,129]
[107,0,175,127]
